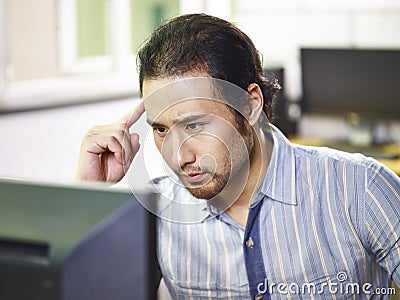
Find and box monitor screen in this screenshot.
[301,48,400,120]
[0,179,158,300]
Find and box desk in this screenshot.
[290,137,400,176]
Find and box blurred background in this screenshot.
[0,0,400,184]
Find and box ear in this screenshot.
[246,83,264,126]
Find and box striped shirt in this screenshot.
[155,125,400,299]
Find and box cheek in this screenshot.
[198,137,230,164]
[153,135,163,153]
[154,136,172,165]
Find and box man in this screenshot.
[76,14,400,299]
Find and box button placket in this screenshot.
[246,237,255,248]
[243,200,270,299]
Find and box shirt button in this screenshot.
[246,237,254,248]
[255,294,263,300]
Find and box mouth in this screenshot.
[181,172,207,184]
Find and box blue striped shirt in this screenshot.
[155,125,400,299]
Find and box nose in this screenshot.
[171,136,196,168]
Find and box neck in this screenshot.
[225,127,273,227]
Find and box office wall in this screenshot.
[8,0,58,81]
[233,0,400,142]
[233,0,400,101]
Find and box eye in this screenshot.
[185,123,204,132]
[153,127,168,137]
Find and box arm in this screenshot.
[364,163,400,285]
[75,101,145,183]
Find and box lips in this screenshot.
[187,171,201,177]
[182,172,207,183]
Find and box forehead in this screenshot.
[150,99,233,126]
[143,77,235,125]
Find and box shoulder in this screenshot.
[292,143,383,175]
[292,142,400,205]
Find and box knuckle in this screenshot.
[86,126,97,135]
[86,124,105,135]
[114,122,128,132]
[115,130,126,141]
[107,135,117,143]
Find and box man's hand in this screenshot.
[75,101,145,183]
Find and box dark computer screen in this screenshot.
[265,67,297,136]
[301,48,400,120]
[0,179,158,300]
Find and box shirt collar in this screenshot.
[204,124,298,221]
[250,124,297,207]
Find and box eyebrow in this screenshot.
[147,113,209,127]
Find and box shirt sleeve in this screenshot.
[364,162,400,285]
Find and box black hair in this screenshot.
[137,13,281,121]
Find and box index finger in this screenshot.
[120,101,145,127]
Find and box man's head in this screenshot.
[143,84,252,199]
[137,14,278,200]
[137,13,280,121]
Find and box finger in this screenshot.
[97,125,132,165]
[129,133,140,158]
[121,133,139,167]
[83,122,137,165]
[85,136,124,164]
[106,125,137,166]
[102,136,124,165]
[120,101,145,128]
[121,129,134,165]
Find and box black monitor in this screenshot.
[0,179,158,300]
[301,48,400,120]
[265,67,297,136]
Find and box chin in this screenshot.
[187,188,218,200]
[186,179,226,200]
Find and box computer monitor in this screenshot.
[301,48,400,120]
[0,179,158,300]
[265,67,297,136]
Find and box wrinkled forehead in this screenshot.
[143,77,251,123]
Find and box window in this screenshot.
[0,0,179,111]
[0,0,234,112]
[130,0,180,53]
[60,0,112,74]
